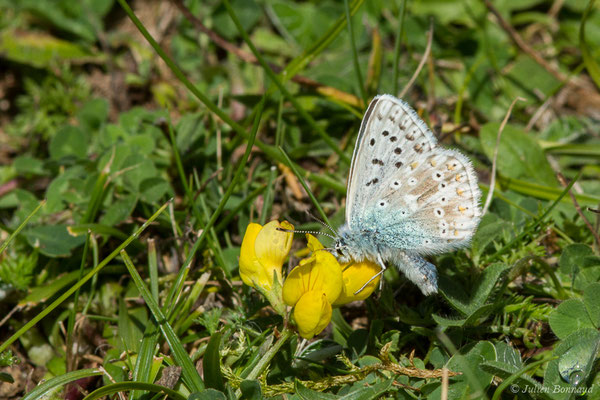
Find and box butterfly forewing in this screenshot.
[346,95,481,254]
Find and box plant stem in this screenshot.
[246,328,294,381]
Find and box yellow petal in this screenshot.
[282,261,311,306]
[242,220,292,290]
[333,260,381,306]
[239,223,264,288]
[312,251,343,303]
[294,290,332,339]
[306,234,324,252]
[255,221,293,284]
[282,250,343,306]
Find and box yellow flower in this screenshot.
[333,260,381,306]
[239,220,293,315]
[301,234,382,306]
[239,220,293,292]
[282,240,343,339]
[293,290,331,339]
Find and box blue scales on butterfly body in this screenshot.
[334,94,482,296]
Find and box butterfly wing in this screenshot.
[345,94,481,255]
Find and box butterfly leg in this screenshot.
[394,252,438,295]
[353,253,387,295]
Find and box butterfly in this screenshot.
[333,94,482,295]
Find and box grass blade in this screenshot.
[579,0,600,89]
[0,199,45,255]
[23,368,102,400]
[121,250,204,392]
[82,382,187,400]
[278,146,332,228]
[497,175,600,206]
[203,332,224,391]
[344,0,366,105]
[392,0,407,95]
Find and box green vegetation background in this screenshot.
[0,0,599,398]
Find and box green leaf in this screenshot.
[480,122,556,186]
[240,380,262,400]
[212,0,262,41]
[49,125,89,160]
[469,263,511,311]
[139,177,171,203]
[556,330,600,385]
[0,30,97,68]
[480,361,554,400]
[439,263,509,316]
[548,299,595,340]
[267,0,343,50]
[463,304,496,326]
[24,224,86,257]
[559,243,597,275]
[494,342,523,369]
[121,154,158,191]
[99,195,138,227]
[430,341,496,399]
[13,156,46,177]
[471,215,512,263]
[505,55,561,98]
[0,372,14,383]
[583,282,600,327]
[411,0,485,25]
[77,98,109,131]
[544,328,600,392]
[204,332,224,392]
[338,378,394,399]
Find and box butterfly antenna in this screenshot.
[276,227,336,241]
[304,210,338,235]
